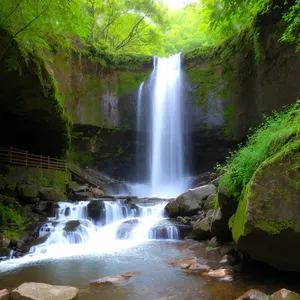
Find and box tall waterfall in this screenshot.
[135,54,189,198]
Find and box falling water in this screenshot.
[135,54,189,198]
[150,54,186,197]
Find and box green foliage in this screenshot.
[219,100,300,198]
[281,0,300,50]
[1,0,299,58]
[0,195,27,238]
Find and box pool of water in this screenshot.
[1,240,300,300]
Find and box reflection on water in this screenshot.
[1,240,300,300]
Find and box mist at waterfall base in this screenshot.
[113,53,193,198]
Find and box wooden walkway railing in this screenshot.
[0,146,124,188]
[0,146,66,171]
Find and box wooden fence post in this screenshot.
[40,155,42,168]
[25,151,28,167]
[48,156,50,170]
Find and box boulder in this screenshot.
[18,184,38,198]
[39,187,67,202]
[191,217,212,241]
[63,220,80,232]
[270,289,300,300]
[90,187,106,198]
[210,208,232,241]
[204,194,216,210]
[11,282,78,300]
[0,289,9,300]
[87,200,105,223]
[236,289,267,300]
[231,143,300,271]
[0,234,10,248]
[164,200,180,218]
[165,184,217,217]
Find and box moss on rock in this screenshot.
[230,137,300,271]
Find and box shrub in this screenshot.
[219,100,300,198]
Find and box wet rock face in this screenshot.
[0,30,69,157]
[87,200,106,224]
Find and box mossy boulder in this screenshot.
[18,184,38,198]
[231,139,300,271]
[39,187,67,202]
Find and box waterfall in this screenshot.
[150,54,186,197]
[134,53,190,198]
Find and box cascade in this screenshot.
[12,200,181,261]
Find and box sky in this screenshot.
[163,0,195,9]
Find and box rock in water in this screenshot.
[165,185,217,217]
[87,200,105,223]
[90,272,141,285]
[188,263,211,272]
[236,289,267,300]
[0,289,9,300]
[63,220,80,232]
[230,143,300,271]
[90,275,127,285]
[203,268,232,279]
[270,289,300,300]
[11,282,78,300]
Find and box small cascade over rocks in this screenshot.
[25,198,188,260]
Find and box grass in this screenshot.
[218,100,300,198]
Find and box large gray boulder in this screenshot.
[165,184,216,217]
[11,282,78,300]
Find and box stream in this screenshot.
[1,199,300,299]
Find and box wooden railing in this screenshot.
[0,146,124,187]
[0,146,66,171]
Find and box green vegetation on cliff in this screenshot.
[219,100,300,198]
